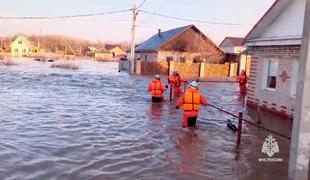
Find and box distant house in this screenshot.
[87,44,127,59]
[10,35,40,57]
[94,49,111,59]
[85,46,98,57]
[219,37,250,75]
[106,45,127,58]
[219,37,245,56]
[135,25,225,63]
[244,0,306,118]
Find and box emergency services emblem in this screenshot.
[262,135,279,157]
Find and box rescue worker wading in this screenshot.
[168,69,186,98]
[237,70,248,95]
[148,74,167,102]
[176,81,208,128]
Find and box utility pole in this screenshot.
[130,5,138,74]
[289,0,310,179]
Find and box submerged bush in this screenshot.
[51,63,79,70]
[0,60,17,66]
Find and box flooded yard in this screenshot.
[0,59,292,180]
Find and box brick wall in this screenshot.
[136,52,158,61]
[247,45,300,118]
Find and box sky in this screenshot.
[0,0,275,45]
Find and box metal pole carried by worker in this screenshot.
[176,80,208,128]
[147,74,168,103]
[168,69,187,100]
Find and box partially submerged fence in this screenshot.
[135,60,238,77]
[140,61,168,75]
[208,103,291,147]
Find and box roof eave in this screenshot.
[245,38,302,47]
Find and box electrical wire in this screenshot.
[0,9,131,20]
[137,0,147,9]
[138,0,169,26]
[138,10,245,26]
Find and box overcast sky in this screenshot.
[0,0,275,44]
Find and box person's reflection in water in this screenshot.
[149,103,164,132]
[175,129,203,173]
[149,102,164,120]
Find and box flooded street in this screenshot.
[0,60,292,180]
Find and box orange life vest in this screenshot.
[183,89,201,111]
[239,74,247,84]
[169,75,182,87]
[150,80,164,97]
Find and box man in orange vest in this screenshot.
[168,69,186,98]
[176,81,208,128]
[148,74,167,102]
[237,70,248,95]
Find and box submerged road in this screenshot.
[0,60,292,180]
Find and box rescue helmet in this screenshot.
[189,80,199,89]
[154,74,160,80]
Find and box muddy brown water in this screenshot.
[0,60,292,180]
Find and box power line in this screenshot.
[139,0,169,26]
[0,9,131,20]
[137,0,147,9]
[138,10,245,26]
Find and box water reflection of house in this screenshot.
[219,37,251,75]
[10,35,40,57]
[135,25,225,63]
[244,0,306,118]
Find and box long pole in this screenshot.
[289,0,310,179]
[130,5,138,74]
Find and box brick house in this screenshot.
[244,0,306,118]
[135,25,225,63]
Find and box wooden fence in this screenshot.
[135,60,238,77]
[173,62,200,77]
[204,63,230,77]
[140,61,168,75]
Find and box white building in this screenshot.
[244,0,306,118]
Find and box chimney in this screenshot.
[158,29,161,37]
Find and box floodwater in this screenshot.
[0,59,292,180]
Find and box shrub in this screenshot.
[51,63,79,70]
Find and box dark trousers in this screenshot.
[152,97,163,102]
[187,117,197,127]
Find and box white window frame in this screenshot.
[290,60,299,98]
[262,59,278,91]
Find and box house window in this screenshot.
[179,57,186,63]
[22,49,26,53]
[166,56,173,61]
[193,56,201,63]
[264,59,278,89]
[291,60,299,97]
[14,48,18,53]
[18,40,22,44]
